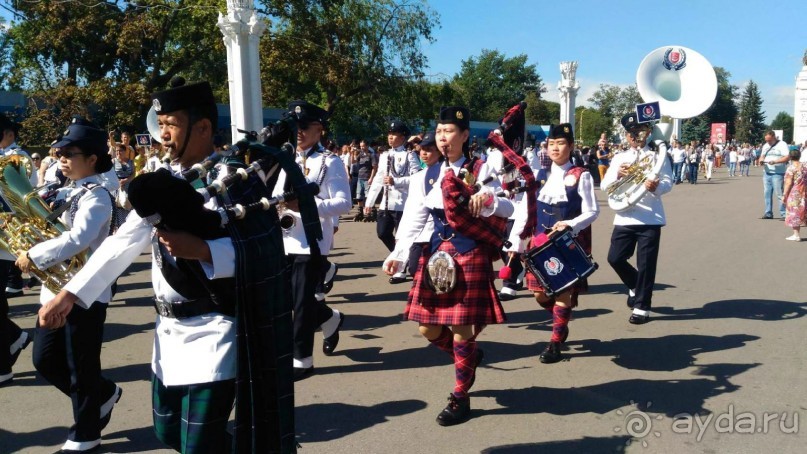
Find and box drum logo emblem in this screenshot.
[544,257,564,276]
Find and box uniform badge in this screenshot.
[295,105,302,114]
[563,126,570,133]
[456,110,464,120]
[153,98,162,112]
[63,129,70,136]
[428,178,435,185]
[662,47,687,71]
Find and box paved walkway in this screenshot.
[1,165,805,453]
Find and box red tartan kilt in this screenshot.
[405,242,507,326]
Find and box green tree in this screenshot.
[734,80,766,145]
[449,49,543,122]
[769,111,794,144]
[702,67,739,138]
[574,106,610,146]
[257,0,438,136]
[5,0,229,144]
[681,116,710,144]
[587,84,641,135]
[524,91,559,125]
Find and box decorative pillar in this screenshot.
[217,0,267,141]
[794,50,807,146]
[558,61,580,128]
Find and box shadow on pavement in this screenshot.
[337,290,410,304]
[569,334,759,371]
[105,362,153,384]
[475,362,759,418]
[295,399,427,443]
[101,426,166,453]
[342,313,402,332]
[104,321,153,343]
[481,436,630,453]
[0,426,69,453]
[653,299,807,321]
[504,307,613,330]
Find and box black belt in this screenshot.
[153,296,234,319]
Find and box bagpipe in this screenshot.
[440,102,539,252]
[128,115,314,453]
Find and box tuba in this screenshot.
[607,46,717,212]
[0,155,86,294]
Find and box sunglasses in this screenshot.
[56,150,89,159]
[32,157,41,160]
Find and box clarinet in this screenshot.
[384,152,393,212]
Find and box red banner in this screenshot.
[710,123,727,144]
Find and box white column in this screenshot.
[217,1,267,141]
[558,61,580,127]
[794,53,807,146]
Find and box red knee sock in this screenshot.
[550,305,571,343]
[428,326,454,356]
[537,296,556,313]
[453,339,478,398]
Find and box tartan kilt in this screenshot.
[405,242,506,326]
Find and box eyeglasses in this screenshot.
[31,157,41,161]
[55,150,88,159]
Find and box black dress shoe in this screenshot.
[99,386,123,431]
[388,274,407,284]
[629,314,651,325]
[322,312,345,356]
[5,289,24,298]
[497,291,516,301]
[294,367,314,381]
[539,341,562,364]
[436,394,471,426]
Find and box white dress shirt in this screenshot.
[385,157,514,266]
[600,145,673,226]
[364,145,421,211]
[274,146,352,255]
[29,174,114,305]
[507,161,599,252]
[63,164,237,386]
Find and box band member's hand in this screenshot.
[468,193,489,217]
[15,250,32,273]
[364,206,372,216]
[284,199,299,212]
[156,229,212,263]
[552,221,569,232]
[39,291,78,329]
[645,178,660,192]
[383,175,394,186]
[383,260,401,275]
[617,164,631,178]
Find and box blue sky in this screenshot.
[422,0,807,120]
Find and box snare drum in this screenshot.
[523,228,597,296]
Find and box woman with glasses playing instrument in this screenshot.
[15,117,121,453]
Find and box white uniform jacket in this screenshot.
[385,157,514,266]
[364,145,421,211]
[62,164,237,386]
[600,145,673,226]
[274,146,351,255]
[506,162,599,253]
[28,175,114,304]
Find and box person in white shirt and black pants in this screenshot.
[600,113,673,325]
[17,117,120,453]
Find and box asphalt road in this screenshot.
[1,164,805,453]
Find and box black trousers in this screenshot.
[33,302,116,443]
[6,262,23,290]
[288,254,334,360]
[376,210,403,252]
[607,225,662,311]
[500,219,525,290]
[0,259,24,374]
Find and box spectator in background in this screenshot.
[703,144,715,181]
[670,140,686,184]
[728,146,738,177]
[783,148,806,240]
[760,130,790,219]
[596,141,610,184]
[687,145,700,184]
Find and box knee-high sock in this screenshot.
[453,339,478,398]
[428,326,454,356]
[550,305,572,343]
[537,296,555,313]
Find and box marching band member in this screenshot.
[15,118,120,453]
[0,113,33,386]
[40,79,254,453]
[364,121,422,284]
[507,123,599,364]
[383,107,514,426]
[274,100,351,380]
[600,113,673,325]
